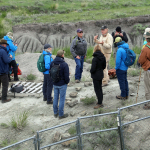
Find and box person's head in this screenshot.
[44,44,52,53]
[145,31,150,42]
[101,26,108,36]
[116,26,121,33]
[93,44,104,54]
[77,29,83,38]
[57,50,65,58]
[0,39,9,48]
[114,37,122,44]
[6,32,13,40]
[144,28,150,37]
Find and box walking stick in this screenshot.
[136,68,142,103]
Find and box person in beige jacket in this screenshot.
[94,26,113,86]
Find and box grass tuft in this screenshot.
[26,73,36,81]
[68,126,76,135]
[81,96,96,105]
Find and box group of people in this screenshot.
[1,25,150,117]
[0,32,19,103]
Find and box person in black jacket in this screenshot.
[112,26,128,60]
[50,50,70,119]
[90,45,106,109]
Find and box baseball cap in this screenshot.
[77,29,83,33]
[145,31,150,39]
[114,37,122,43]
[57,50,65,57]
[144,28,150,35]
[101,25,107,30]
[44,44,52,49]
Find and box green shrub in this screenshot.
[70,141,77,149]
[0,123,9,128]
[10,111,30,130]
[81,96,96,105]
[26,73,36,81]
[128,68,141,76]
[68,126,76,135]
[50,3,59,11]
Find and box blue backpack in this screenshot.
[123,48,136,67]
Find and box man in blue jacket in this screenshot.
[3,32,18,81]
[50,50,70,119]
[115,37,129,100]
[0,39,12,103]
[43,44,53,104]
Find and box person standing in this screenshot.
[112,26,128,60]
[4,32,18,81]
[43,44,53,104]
[94,26,113,86]
[139,31,150,110]
[90,45,106,109]
[0,39,12,103]
[115,37,129,100]
[70,29,87,83]
[51,50,70,119]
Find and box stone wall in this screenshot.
[12,15,150,53]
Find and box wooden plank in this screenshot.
[37,89,42,94]
[26,83,42,93]
[30,85,43,93]
[24,82,31,87]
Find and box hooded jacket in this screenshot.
[138,42,150,71]
[90,51,106,80]
[42,50,53,74]
[70,36,87,57]
[3,36,17,60]
[115,41,129,71]
[0,45,12,74]
[50,56,70,86]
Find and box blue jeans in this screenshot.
[116,69,129,97]
[43,74,53,102]
[53,84,67,117]
[74,56,84,80]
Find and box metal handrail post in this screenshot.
[37,131,40,150]
[33,135,37,150]
[76,119,80,150]
[78,118,83,150]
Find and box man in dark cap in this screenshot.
[70,29,87,83]
[0,39,12,103]
[112,26,128,60]
[42,44,53,104]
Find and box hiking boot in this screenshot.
[54,113,58,118]
[116,95,126,100]
[43,98,47,101]
[59,113,69,119]
[2,99,11,103]
[102,83,108,87]
[94,104,104,109]
[126,96,129,99]
[47,101,53,104]
[75,80,80,83]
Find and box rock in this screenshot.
[80,111,87,116]
[69,92,78,98]
[127,124,135,133]
[66,98,72,101]
[130,93,136,96]
[62,139,77,147]
[124,115,139,121]
[67,100,78,107]
[70,112,75,117]
[52,132,61,143]
[84,82,92,87]
[75,87,82,91]
[61,133,71,139]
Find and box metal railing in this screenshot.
[1,100,150,150]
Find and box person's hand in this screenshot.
[115,32,119,36]
[94,35,98,40]
[119,33,123,37]
[9,55,12,58]
[98,41,104,45]
[76,56,80,59]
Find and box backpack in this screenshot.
[10,84,24,98]
[122,48,136,67]
[50,63,61,83]
[37,54,51,72]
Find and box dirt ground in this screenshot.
[0,54,150,150]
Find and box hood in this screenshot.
[93,51,105,61]
[0,45,7,51]
[42,50,52,56]
[117,41,129,49]
[53,56,64,64]
[3,36,13,42]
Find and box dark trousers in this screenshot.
[116,69,129,97]
[9,60,18,81]
[93,79,103,105]
[0,74,9,100]
[43,74,53,102]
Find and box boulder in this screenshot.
[75,87,82,92]
[67,100,78,107]
[69,92,78,98]
[84,82,92,87]
[62,139,77,147]
[61,133,71,139]
[52,132,61,143]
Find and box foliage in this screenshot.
[26,73,36,81]
[81,96,96,105]
[10,111,30,130]
[0,123,9,128]
[70,141,77,149]
[128,68,141,77]
[68,126,76,135]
